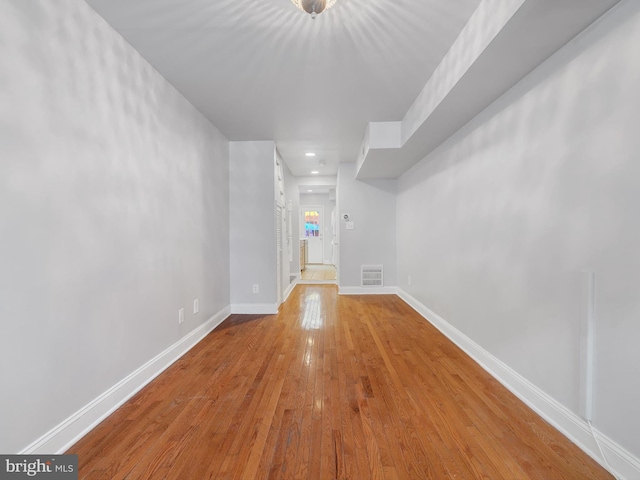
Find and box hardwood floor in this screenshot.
[301,264,337,281]
[69,285,612,479]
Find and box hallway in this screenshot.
[69,286,611,479]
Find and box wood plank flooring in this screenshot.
[301,265,337,281]
[69,285,613,479]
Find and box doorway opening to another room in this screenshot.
[302,205,324,264]
[300,202,337,283]
[301,264,336,281]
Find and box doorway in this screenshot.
[301,264,337,281]
[301,205,324,264]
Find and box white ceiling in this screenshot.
[83,0,483,177]
[355,0,621,179]
[84,0,620,180]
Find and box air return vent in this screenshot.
[361,265,383,287]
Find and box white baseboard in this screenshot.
[396,289,640,480]
[339,286,399,295]
[230,303,278,315]
[595,429,640,480]
[282,280,297,303]
[20,306,231,455]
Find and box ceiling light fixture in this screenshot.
[311,170,319,175]
[305,152,316,157]
[291,0,337,19]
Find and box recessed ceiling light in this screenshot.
[307,189,313,193]
[311,170,319,175]
[305,152,316,157]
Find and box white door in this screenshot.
[301,205,324,264]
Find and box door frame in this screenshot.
[300,204,324,265]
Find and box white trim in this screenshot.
[298,279,337,286]
[339,286,399,295]
[282,280,297,303]
[20,306,232,455]
[396,289,640,480]
[230,303,278,315]
[596,431,640,480]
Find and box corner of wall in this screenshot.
[20,306,231,455]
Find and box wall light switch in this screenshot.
[346,221,355,230]
[178,308,184,324]
[193,299,199,314]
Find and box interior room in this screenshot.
[1,0,639,478]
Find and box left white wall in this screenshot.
[0,0,230,453]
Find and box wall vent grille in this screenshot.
[361,265,383,287]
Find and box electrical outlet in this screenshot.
[252,284,259,294]
[178,308,184,324]
[193,299,199,314]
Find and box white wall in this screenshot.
[0,0,230,453]
[284,164,301,276]
[397,0,640,459]
[229,141,277,308]
[299,193,335,264]
[337,164,397,289]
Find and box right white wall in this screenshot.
[397,0,640,463]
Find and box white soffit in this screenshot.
[355,0,621,180]
[84,0,484,179]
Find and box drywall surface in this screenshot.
[229,141,277,305]
[0,0,230,452]
[338,164,397,288]
[396,0,640,457]
[401,0,525,144]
